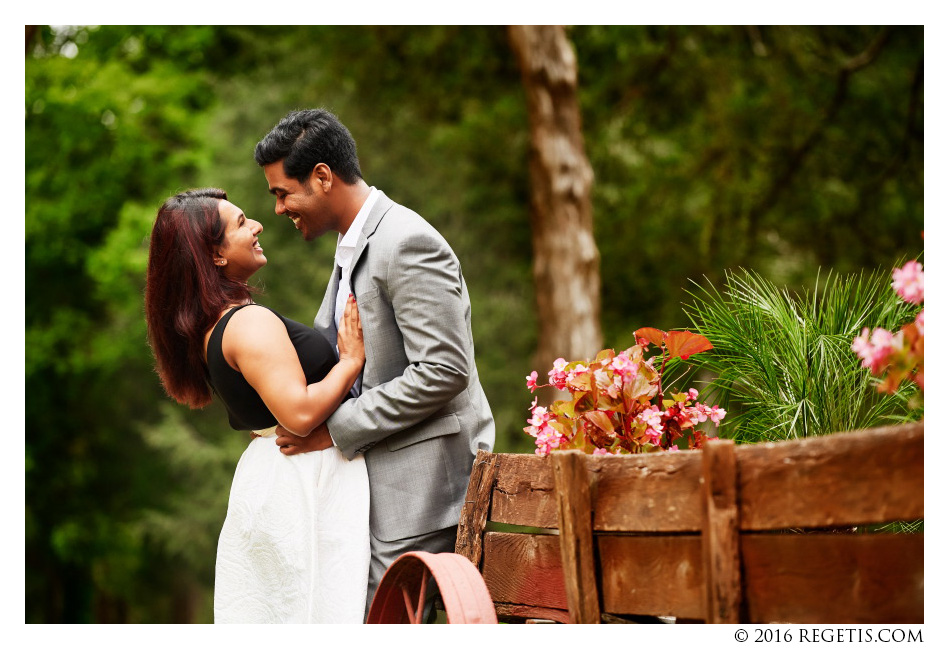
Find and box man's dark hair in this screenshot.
[254,109,364,185]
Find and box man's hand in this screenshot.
[274,422,334,456]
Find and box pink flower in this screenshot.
[687,388,699,401]
[529,405,549,427]
[687,405,708,424]
[610,353,633,374]
[532,423,565,456]
[548,358,569,389]
[638,406,664,431]
[709,406,727,425]
[915,309,924,336]
[566,364,589,383]
[644,427,663,445]
[871,327,894,347]
[892,261,924,305]
[592,448,610,456]
[852,327,897,374]
[526,371,539,392]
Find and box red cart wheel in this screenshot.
[366,551,498,624]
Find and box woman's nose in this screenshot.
[252,219,263,234]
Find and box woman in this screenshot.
[144,188,369,623]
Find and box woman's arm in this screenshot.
[222,299,364,436]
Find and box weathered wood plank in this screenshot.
[481,531,568,611]
[737,422,924,530]
[742,533,924,623]
[592,452,706,532]
[490,454,559,528]
[495,603,571,624]
[455,450,501,567]
[552,450,601,623]
[701,440,741,623]
[490,450,706,532]
[598,535,706,619]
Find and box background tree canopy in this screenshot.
[25,25,923,622]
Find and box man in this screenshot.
[254,109,495,619]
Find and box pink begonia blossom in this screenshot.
[533,424,565,456]
[548,358,569,389]
[688,388,699,401]
[687,405,708,424]
[529,405,549,428]
[611,353,633,373]
[709,406,727,425]
[916,309,924,336]
[852,327,898,374]
[592,448,610,456]
[644,427,663,445]
[639,406,664,431]
[566,364,589,383]
[892,261,924,305]
[526,371,539,392]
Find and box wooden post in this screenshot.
[551,450,601,623]
[455,450,500,569]
[701,439,742,623]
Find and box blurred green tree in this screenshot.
[25,25,248,622]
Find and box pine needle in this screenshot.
[678,267,920,443]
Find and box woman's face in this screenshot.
[214,200,267,281]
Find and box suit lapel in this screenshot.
[346,191,394,288]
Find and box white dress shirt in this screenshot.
[334,186,379,395]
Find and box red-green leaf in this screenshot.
[634,327,665,347]
[595,348,616,363]
[584,410,615,434]
[664,330,713,360]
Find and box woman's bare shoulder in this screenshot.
[223,304,287,348]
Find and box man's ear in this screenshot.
[311,163,333,192]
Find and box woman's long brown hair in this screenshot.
[144,188,253,407]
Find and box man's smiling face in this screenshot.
[263,161,335,241]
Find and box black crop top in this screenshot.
[205,304,339,431]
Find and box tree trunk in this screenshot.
[26,26,38,55]
[508,25,602,376]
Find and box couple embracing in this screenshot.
[144,109,495,623]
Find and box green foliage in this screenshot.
[25,25,230,622]
[575,26,923,341]
[680,268,921,443]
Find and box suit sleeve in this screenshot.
[325,228,470,458]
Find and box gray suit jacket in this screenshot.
[315,191,495,542]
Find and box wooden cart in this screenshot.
[367,421,923,624]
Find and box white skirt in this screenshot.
[214,434,370,623]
